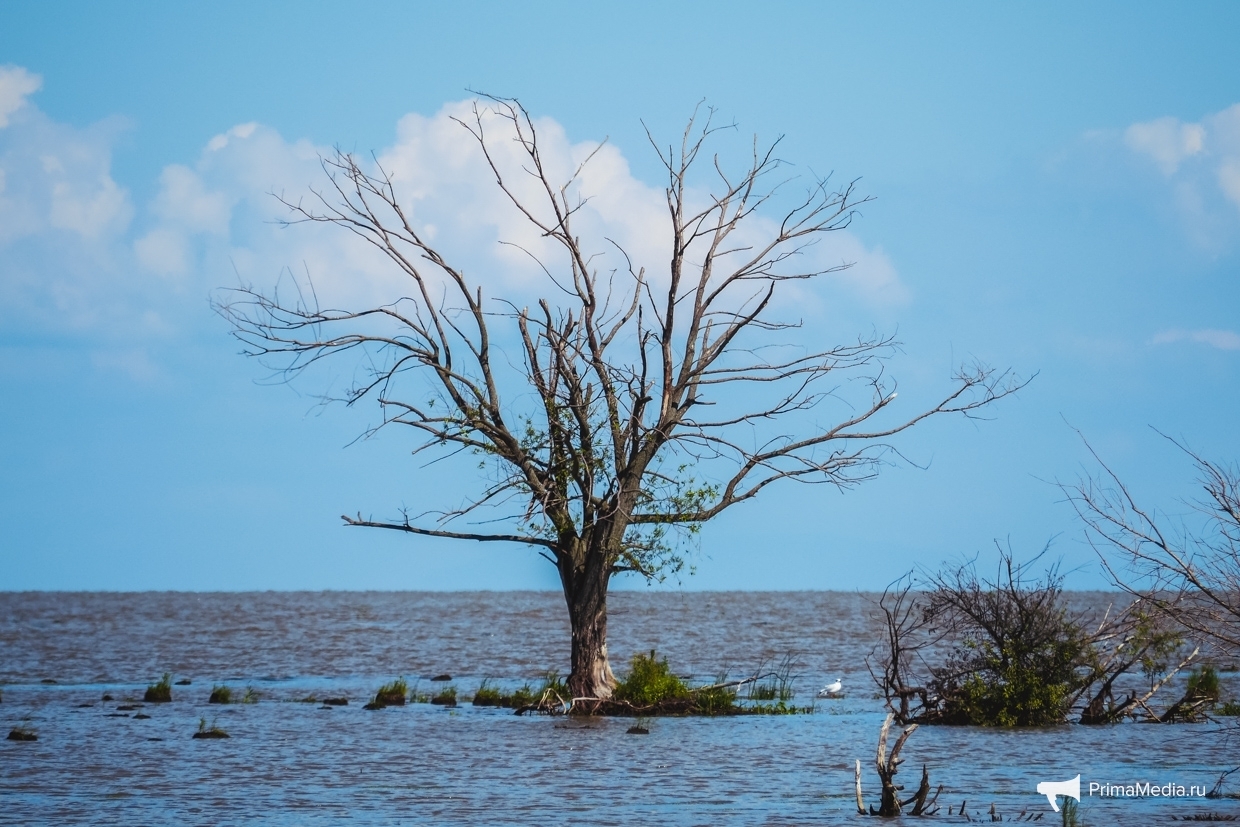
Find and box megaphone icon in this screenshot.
[1035,775,1081,812]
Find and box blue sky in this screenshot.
[2,1,1238,591]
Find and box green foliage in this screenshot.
[506,407,715,585]
[1134,612,1184,690]
[144,673,173,703]
[614,651,690,706]
[471,680,504,707]
[537,671,569,701]
[1216,700,1240,716]
[1187,666,1221,701]
[944,660,1074,727]
[746,700,813,715]
[374,677,409,706]
[1060,796,1080,827]
[193,717,229,739]
[745,656,798,702]
[241,686,260,704]
[430,686,457,705]
[925,554,1093,726]
[693,684,739,715]
[468,676,565,708]
[507,684,536,708]
[208,685,232,704]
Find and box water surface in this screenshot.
[2,591,1236,825]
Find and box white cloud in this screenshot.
[49,172,130,240]
[0,67,139,335]
[134,227,190,276]
[2,75,906,369]
[150,164,232,233]
[1125,104,1240,218]
[144,98,905,315]
[1151,328,1240,351]
[1125,117,1204,175]
[0,65,41,128]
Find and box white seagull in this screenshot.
[817,678,843,698]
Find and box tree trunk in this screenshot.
[560,547,617,700]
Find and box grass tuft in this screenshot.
[192,717,229,739]
[471,679,504,707]
[430,686,458,706]
[144,673,173,703]
[208,685,232,704]
[366,677,409,709]
[1216,700,1240,716]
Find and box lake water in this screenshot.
[2,591,1237,825]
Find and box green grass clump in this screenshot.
[537,671,569,702]
[745,655,799,703]
[1187,666,1221,701]
[373,677,408,707]
[208,685,232,704]
[471,679,504,707]
[614,651,690,706]
[192,717,229,739]
[508,684,537,708]
[693,680,739,715]
[144,673,173,703]
[241,686,260,704]
[431,686,457,706]
[1216,700,1240,716]
[1060,796,1080,827]
[746,700,814,715]
[470,673,570,709]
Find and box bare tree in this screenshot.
[216,96,1026,700]
[1062,430,1240,656]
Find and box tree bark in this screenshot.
[561,546,617,700]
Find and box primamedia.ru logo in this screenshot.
[1089,781,1208,799]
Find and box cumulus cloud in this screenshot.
[1151,328,1240,351]
[2,74,906,372]
[143,98,906,314]
[0,66,139,335]
[0,65,41,128]
[1125,104,1240,219]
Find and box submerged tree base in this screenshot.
[513,651,813,717]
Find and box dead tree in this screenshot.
[217,96,1027,700]
[1062,430,1240,658]
[863,713,939,817]
[868,573,944,724]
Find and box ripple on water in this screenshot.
[1,590,1237,825]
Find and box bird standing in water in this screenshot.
[817,678,843,697]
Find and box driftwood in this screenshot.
[854,713,939,817]
[873,713,918,816]
[902,765,941,816]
